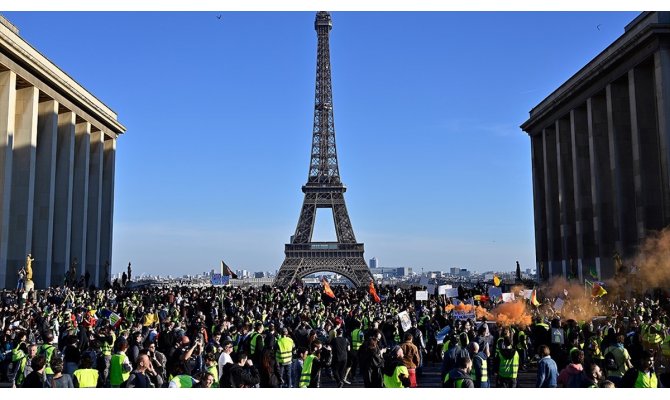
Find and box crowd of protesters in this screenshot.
[0,277,669,388]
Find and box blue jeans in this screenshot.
[279,363,292,388]
[17,279,24,290]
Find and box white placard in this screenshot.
[502,292,515,303]
[438,284,452,295]
[523,289,533,299]
[415,290,428,301]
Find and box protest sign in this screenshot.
[398,311,412,332]
[415,291,428,301]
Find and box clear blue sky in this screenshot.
[3,11,640,277]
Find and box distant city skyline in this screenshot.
[2,11,639,277]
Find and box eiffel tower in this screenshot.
[274,12,372,288]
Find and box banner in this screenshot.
[453,310,476,321]
[415,291,428,301]
[398,311,412,332]
[502,292,515,303]
[522,289,533,299]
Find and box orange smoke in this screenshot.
[632,227,670,289]
[489,301,532,328]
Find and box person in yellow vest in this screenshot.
[496,336,519,388]
[275,328,294,388]
[299,340,331,388]
[203,353,219,388]
[443,355,474,388]
[345,321,364,385]
[73,354,100,388]
[468,342,489,388]
[168,363,197,388]
[382,345,410,388]
[97,324,116,385]
[109,337,132,387]
[38,332,57,377]
[249,322,265,366]
[622,350,659,388]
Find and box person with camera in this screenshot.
[220,351,260,388]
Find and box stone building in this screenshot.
[0,16,125,289]
[522,12,670,281]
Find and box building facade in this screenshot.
[0,17,125,289]
[522,12,670,281]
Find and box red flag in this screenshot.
[369,281,381,303]
[322,277,335,299]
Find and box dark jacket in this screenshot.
[23,370,48,388]
[221,363,260,388]
[358,345,384,388]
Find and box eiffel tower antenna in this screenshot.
[274,12,372,287]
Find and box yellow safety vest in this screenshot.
[470,354,488,383]
[633,371,658,388]
[206,364,219,387]
[276,337,294,365]
[498,351,519,379]
[109,353,130,386]
[384,365,409,388]
[39,344,56,374]
[351,329,363,351]
[73,368,99,388]
[299,355,316,388]
[170,374,194,388]
[250,332,261,355]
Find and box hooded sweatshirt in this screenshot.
[557,363,583,388]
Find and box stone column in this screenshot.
[630,61,663,236]
[7,86,38,288]
[70,121,90,278]
[588,92,614,279]
[52,111,75,286]
[542,125,561,277]
[0,70,16,289]
[654,45,670,228]
[32,99,58,288]
[571,105,594,280]
[556,117,577,278]
[86,129,103,288]
[99,136,116,287]
[607,79,636,260]
[531,133,547,281]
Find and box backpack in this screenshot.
[604,348,619,371]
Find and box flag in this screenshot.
[322,277,335,299]
[221,260,238,279]
[493,275,501,287]
[531,289,540,307]
[592,283,607,297]
[108,312,122,328]
[368,281,381,303]
[589,266,598,280]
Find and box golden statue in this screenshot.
[25,253,34,281]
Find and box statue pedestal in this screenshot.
[25,280,34,292]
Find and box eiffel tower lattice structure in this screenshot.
[274,12,372,288]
